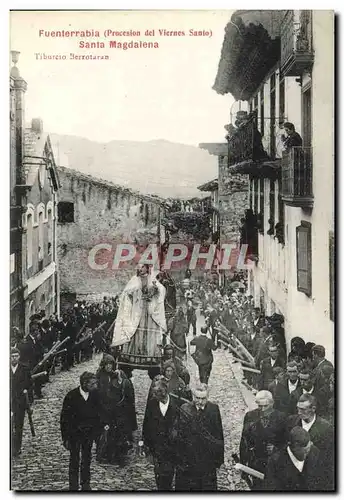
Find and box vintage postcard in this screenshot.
[9,9,335,492]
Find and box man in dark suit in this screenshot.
[60,372,100,491]
[174,383,224,491]
[142,378,179,490]
[269,361,300,414]
[19,323,44,398]
[60,313,78,371]
[258,344,286,390]
[289,369,327,416]
[11,347,33,458]
[186,299,197,337]
[287,393,334,490]
[311,345,334,390]
[239,390,287,490]
[264,427,328,490]
[190,326,217,384]
[251,307,265,335]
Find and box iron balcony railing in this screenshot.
[228,116,268,167]
[281,146,313,203]
[281,10,313,72]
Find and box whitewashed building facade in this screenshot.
[213,10,334,360]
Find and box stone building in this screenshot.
[213,10,335,359]
[56,166,164,308]
[10,52,60,334]
[198,144,249,285]
[10,51,25,331]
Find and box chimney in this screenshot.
[31,118,43,135]
[10,51,27,184]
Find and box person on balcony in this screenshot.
[282,122,303,151]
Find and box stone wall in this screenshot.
[57,167,163,308]
[218,155,249,243]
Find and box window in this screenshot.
[302,87,312,148]
[296,221,312,296]
[47,209,53,255]
[249,177,254,209]
[38,211,44,261]
[58,202,74,223]
[276,177,285,245]
[279,78,285,125]
[259,177,264,234]
[27,213,33,268]
[270,74,276,158]
[260,87,265,136]
[254,178,259,214]
[329,231,335,321]
[268,179,275,235]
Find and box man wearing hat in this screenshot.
[11,347,33,458]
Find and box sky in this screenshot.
[10,10,235,146]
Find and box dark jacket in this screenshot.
[175,401,224,473]
[313,359,334,389]
[60,387,101,444]
[283,131,303,150]
[19,335,43,370]
[289,414,334,490]
[288,387,327,416]
[258,356,286,390]
[286,414,333,457]
[142,396,179,462]
[268,380,301,414]
[190,334,216,366]
[264,445,328,491]
[11,363,33,411]
[240,408,287,474]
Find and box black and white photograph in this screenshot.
[9,8,335,492]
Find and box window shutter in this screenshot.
[329,231,335,321]
[296,222,312,296]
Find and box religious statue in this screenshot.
[111,265,167,370]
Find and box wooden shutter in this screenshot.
[296,221,312,296]
[329,231,335,321]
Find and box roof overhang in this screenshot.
[197,178,219,191]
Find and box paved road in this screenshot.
[11,315,249,491]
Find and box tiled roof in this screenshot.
[197,178,218,192]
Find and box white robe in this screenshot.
[111,272,167,357]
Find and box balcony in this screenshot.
[227,116,270,168]
[281,146,313,208]
[281,10,314,76]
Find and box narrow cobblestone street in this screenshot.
[12,313,249,491]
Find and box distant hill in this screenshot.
[49,135,217,199]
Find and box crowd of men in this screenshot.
[11,275,336,491]
[194,278,335,491]
[10,297,119,458]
